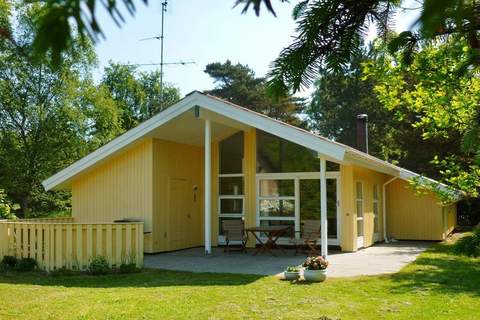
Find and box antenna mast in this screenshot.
[160,0,167,108]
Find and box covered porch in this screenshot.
[144,241,431,277]
[145,97,344,257]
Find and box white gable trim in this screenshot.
[194,94,346,161]
[42,95,200,191]
[42,92,348,191]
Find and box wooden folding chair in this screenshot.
[222,219,248,253]
[290,220,321,256]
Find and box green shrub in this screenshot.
[50,266,82,277]
[118,262,141,274]
[87,256,110,275]
[16,258,37,272]
[1,255,18,270]
[453,227,480,257]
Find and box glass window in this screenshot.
[219,177,244,195]
[357,220,364,236]
[259,179,294,197]
[220,198,243,214]
[256,130,319,173]
[259,199,295,217]
[373,184,379,233]
[356,181,364,237]
[220,132,244,174]
[299,179,338,238]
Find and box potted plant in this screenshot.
[284,266,300,281]
[302,256,328,282]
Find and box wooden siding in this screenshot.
[444,203,457,238]
[386,179,445,240]
[151,139,203,253]
[353,166,386,248]
[72,140,153,251]
[0,221,143,272]
[340,164,356,251]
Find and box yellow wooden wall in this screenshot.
[353,166,386,248]
[340,164,356,251]
[446,203,457,236]
[151,138,203,253]
[340,164,386,251]
[386,179,445,240]
[72,140,154,251]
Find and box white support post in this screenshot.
[204,119,212,255]
[320,157,328,258]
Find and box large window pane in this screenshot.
[220,198,243,214]
[259,220,294,238]
[256,130,319,173]
[259,179,294,197]
[299,179,337,238]
[220,132,244,174]
[259,199,295,217]
[220,177,244,195]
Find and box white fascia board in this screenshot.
[42,95,200,191]
[194,94,346,161]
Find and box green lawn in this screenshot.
[0,240,479,320]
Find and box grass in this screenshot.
[0,240,479,320]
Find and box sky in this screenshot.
[94,0,420,99]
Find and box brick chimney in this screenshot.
[356,114,368,154]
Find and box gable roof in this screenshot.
[42,91,460,200]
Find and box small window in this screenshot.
[219,177,244,195]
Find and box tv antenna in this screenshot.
[138,1,195,110]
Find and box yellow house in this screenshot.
[42,91,460,255]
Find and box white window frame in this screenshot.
[255,172,341,246]
[356,181,364,248]
[218,173,245,244]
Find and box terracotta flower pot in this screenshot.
[303,269,327,282]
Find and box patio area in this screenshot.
[144,241,432,277]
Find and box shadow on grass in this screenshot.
[389,242,480,296]
[0,268,265,288]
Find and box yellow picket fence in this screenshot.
[0,220,144,271]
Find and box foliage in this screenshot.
[238,1,480,95]
[285,266,300,272]
[453,227,480,257]
[15,257,36,272]
[0,189,16,219]
[0,255,18,270]
[0,3,122,217]
[101,62,181,131]
[302,256,328,270]
[118,262,141,274]
[204,60,305,127]
[363,38,480,197]
[87,256,110,275]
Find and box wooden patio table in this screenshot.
[245,225,292,256]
